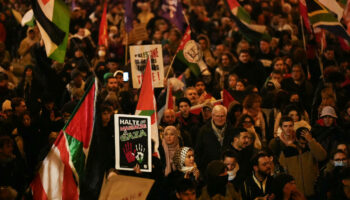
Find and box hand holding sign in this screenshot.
[123,142,136,163]
[135,144,145,164]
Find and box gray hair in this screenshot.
[212,105,227,116]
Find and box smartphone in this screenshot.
[123,72,129,82]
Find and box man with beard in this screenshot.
[195,79,216,105]
[241,152,274,200]
[226,127,258,186]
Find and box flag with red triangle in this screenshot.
[135,58,160,157]
[30,78,98,200]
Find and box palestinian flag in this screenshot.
[225,0,270,42]
[157,81,175,124]
[31,0,70,63]
[30,79,98,200]
[174,26,204,77]
[135,58,160,157]
[98,1,108,47]
[306,0,350,42]
[21,9,35,27]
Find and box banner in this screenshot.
[130,45,164,88]
[115,114,152,172]
[98,174,154,200]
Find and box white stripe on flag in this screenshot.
[37,21,58,56]
[38,0,54,20]
[40,146,64,199]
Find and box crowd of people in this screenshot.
[1,0,350,199]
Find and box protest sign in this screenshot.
[126,23,149,45]
[99,174,154,200]
[130,45,164,88]
[115,114,152,172]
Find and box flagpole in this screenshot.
[165,10,190,80]
[125,32,128,66]
[300,15,311,78]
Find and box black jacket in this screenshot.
[195,122,233,175]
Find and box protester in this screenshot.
[2,0,350,199]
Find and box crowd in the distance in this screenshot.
[1,0,350,199]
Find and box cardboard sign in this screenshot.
[127,23,149,45]
[130,45,164,88]
[115,114,152,172]
[99,174,154,200]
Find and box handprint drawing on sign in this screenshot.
[135,144,145,164]
[123,142,136,163]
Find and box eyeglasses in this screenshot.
[243,120,252,124]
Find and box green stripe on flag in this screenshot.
[309,13,338,24]
[50,0,70,63]
[65,132,85,180]
[237,7,251,24]
[176,51,201,77]
[139,110,155,116]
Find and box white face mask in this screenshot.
[227,164,239,181]
[334,160,348,167]
[98,50,106,57]
[227,170,236,181]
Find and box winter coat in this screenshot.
[279,139,327,196]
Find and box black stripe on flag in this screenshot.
[31,0,66,45]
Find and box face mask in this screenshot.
[227,170,236,181]
[334,161,347,167]
[98,50,106,57]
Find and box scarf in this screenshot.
[211,120,226,146]
[162,138,179,176]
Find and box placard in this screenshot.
[127,23,149,45]
[115,114,152,172]
[99,174,154,200]
[130,45,164,88]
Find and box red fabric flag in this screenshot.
[98,1,108,47]
[166,85,174,110]
[299,0,312,33]
[135,58,159,157]
[223,89,235,108]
